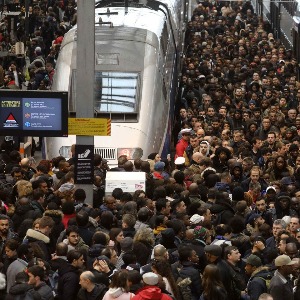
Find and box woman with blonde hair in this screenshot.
[16,180,33,199]
[133,227,154,266]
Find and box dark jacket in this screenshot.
[25,229,51,261]
[12,203,40,231]
[57,263,81,299]
[87,243,106,269]
[210,202,235,225]
[78,226,94,247]
[77,283,107,300]
[26,282,54,300]
[199,285,228,300]
[172,261,203,299]
[270,270,294,300]
[247,267,272,300]
[6,282,40,300]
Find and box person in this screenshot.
[77,271,107,300]
[132,272,172,300]
[258,294,273,300]
[25,265,54,299]
[57,249,85,299]
[102,270,135,300]
[200,264,228,300]
[269,254,297,300]
[244,254,272,300]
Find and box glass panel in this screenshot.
[94,72,139,113]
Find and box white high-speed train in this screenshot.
[45,0,189,165]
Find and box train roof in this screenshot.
[61,0,180,48]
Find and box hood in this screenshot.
[251,266,271,279]
[230,162,243,175]
[210,202,234,214]
[9,283,32,295]
[43,209,63,222]
[58,262,78,276]
[107,287,125,298]
[137,286,165,300]
[26,228,50,244]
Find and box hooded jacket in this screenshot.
[77,283,108,300]
[25,228,51,261]
[57,262,81,299]
[132,286,172,300]
[6,283,40,300]
[247,267,273,300]
[230,162,246,183]
[102,287,134,300]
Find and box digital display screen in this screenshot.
[0,91,68,137]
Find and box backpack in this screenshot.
[48,269,59,297]
[176,268,192,300]
[257,274,272,292]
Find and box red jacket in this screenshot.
[175,139,188,158]
[132,286,172,300]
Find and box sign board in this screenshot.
[74,144,94,184]
[105,171,146,194]
[0,90,68,137]
[68,118,111,136]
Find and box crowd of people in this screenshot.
[0,0,300,300]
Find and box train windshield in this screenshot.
[71,71,139,113]
[94,72,139,113]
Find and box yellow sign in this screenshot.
[68,118,111,136]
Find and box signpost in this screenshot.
[75,145,94,184]
[75,0,95,206]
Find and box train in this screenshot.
[45,0,189,165]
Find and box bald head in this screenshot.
[80,271,95,282]
[189,183,199,195]
[192,152,203,164]
[21,158,30,167]
[153,245,168,258]
[56,242,68,256]
[186,229,194,240]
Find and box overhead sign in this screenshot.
[0,90,68,137]
[75,144,94,184]
[68,118,111,136]
[105,171,146,194]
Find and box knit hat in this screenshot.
[194,226,207,240]
[154,161,165,171]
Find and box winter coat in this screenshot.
[270,270,294,300]
[241,178,268,192]
[247,267,272,300]
[87,243,106,269]
[200,285,228,300]
[12,203,40,231]
[6,282,40,300]
[24,282,54,300]
[57,262,81,299]
[25,229,51,261]
[77,283,108,300]
[132,286,172,300]
[102,287,134,300]
[210,202,235,225]
[6,258,28,292]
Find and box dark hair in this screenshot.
[27,265,45,281]
[5,239,19,251]
[67,249,83,263]
[92,232,108,245]
[155,198,168,213]
[112,188,123,200]
[110,270,129,292]
[76,210,89,226]
[74,189,86,202]
[66,225,79,236]
[62,201,75,215]
[32,188,44,201]
[178,245,193,262]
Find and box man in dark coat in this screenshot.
[57,250,84,299]
[77,271,107,300]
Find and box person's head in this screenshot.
[27,265,45,287]
[275,254,297,276]
[155,198,171,216]
[267,132,276,145]
[101,247,119,265]
[289,217,300,233]
[104,196,117,210]
[202,264,223,291]
[255,198,266,213]
[224,246,241,265]
[66,225,79,246]
[285,242,299,259]
[5,239,19,258]
[244,254,263,276]
[250,167,260,184]
[273,219,287,237]
[0,215,9,236]
[67,250,85,268]
[37,216,54,236]
[178,245,199,264]
[122,214,136,229]
[258,294,273,300]
[55,242,68,257]
[79,271,95,290]
[153,244,169,260]
[110,270,129,291]
[110,228,124,244]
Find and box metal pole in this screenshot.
[25,0,29,38]
[76,0,95,206]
